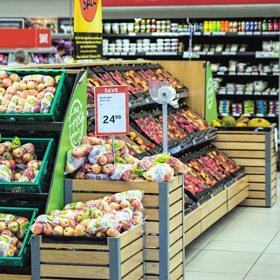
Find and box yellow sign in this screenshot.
[74,0,102,60]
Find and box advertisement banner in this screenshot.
[205,62,218,124]
[74,0,102,60]
[47,71,87,213]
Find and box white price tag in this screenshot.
[236,91,244,95]
[229,72,236,75]
[245,91,253,95]
[254,92,261,95]
[252,72,258,75]
[95,86,129,136]
[256,114,264,117]
[262,92,269,96]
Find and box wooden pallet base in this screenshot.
[213,127,277,207]
[185,176,249,246]
[0,275,31,280]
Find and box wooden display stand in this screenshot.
[213,125,277,207]
[31,224,143,280]
[185,175,249,246]
[64,176,185,279]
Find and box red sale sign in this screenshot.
[95,86,129,136]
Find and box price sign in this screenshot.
[95,86,129,136]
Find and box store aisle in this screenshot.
[185,173,280,280]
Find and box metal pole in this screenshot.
[112,134,116,163]
[162,103,168,154]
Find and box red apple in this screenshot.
[5,249,14,257]
[106,227,119,237]
[8,222,19,233]
[0,221,6,232]
[64,227,74,236]
[12,147,24,158]
[132,214,141,225]
[0,71,8,79]
[16,217,29,226]
[2,78,12,88]
[110,202,120,211]
[96,231,105,237]
[120,200,130,209]
[75,224,86,236]
[53,226,64,236]
[22,153,33,164]
[1,229,13,237]
[31,223,43,235]
[9,74,20,83]
[11,237,18,246]
[60,218,70,228]
[42,224,53,235]
[130,200,143,210]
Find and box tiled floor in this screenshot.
[185,173,280,280]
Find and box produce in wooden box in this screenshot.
[0,214,30,257]
[65,136,188,182]
[32,190,144,237]
[210,115,270,127]
[0,138,42,183]
[0,71,59,114]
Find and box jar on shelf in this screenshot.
[151,19,156,32]
[112,23,119,34]
[127,23,134,33]
[162,21,167,32]
[120,23,127,34]
[104,23,111,34]
[156,21,161,32]
[134,18,141,33]
[146,19,151,33]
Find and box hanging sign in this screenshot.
[73,0,103,60]
[95,86,129,136]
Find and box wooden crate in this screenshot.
[0,275,31,280]
[31,224,143,280]
[63,176,185,279]
[213,125,277,207]
[185,175,249,246]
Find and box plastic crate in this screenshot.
[0,69,68,122]
[0,207,38,267]
[0,138,54,193]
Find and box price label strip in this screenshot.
[95,86,129,136]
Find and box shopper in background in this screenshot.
[8,48,28,66]
[55,44,66,63]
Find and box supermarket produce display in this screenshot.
[0,60,265,279]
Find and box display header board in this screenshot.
[0,29,51,48]
[73,0,102,60]
[102,0,280,6]
[0,18,24,28]
[95,86,129,136]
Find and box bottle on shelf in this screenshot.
[208,21,213,33]
[273,19,279,31]
[262,20,268,31]
[268,20,274,31]
[217,21,221,32]
[225,21,229,32]
[203,21,209,32]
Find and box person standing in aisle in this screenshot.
[8,48,28,66]
[55,44,66,63]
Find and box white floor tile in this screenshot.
[248,263,280,278]
[256,253,280,265]
[185,258,252,274]
[185,249,200,264]
[244,276,280,280]
[213,223,279,244]
[264,230,280,254]
[205,240,267,253]
[184,271,244,280]
[192,249,259,264]
[229,212,280,228]
[226,206,246,218]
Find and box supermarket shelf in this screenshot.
[213,71,279,77]
[216,91,278,96]
[52,33,73,40]
[103,32,190,38]
[169,131,217,156]
[87,90,189,116]
[193,31,280,37]
[0,121,63,131]
[218,113,278,118]
[0,48,57,53]
[103,51,183,57]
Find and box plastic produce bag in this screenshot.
[165,156,189,174]
[0,235,12,257]
[6,95,19,113]
[110,163,133,181]
[63,202,84,211]
[112,190,144,202]
[86,213,121,236]
[0,164,12,182]
[88,145,112,165]
[64,146,89,174]
[144,163,174,182]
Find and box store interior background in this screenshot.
[0,1,280,279]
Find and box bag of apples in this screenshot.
[31,190,145,238]
[0,212,32,259]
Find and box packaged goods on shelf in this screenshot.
[218,100,231,114]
